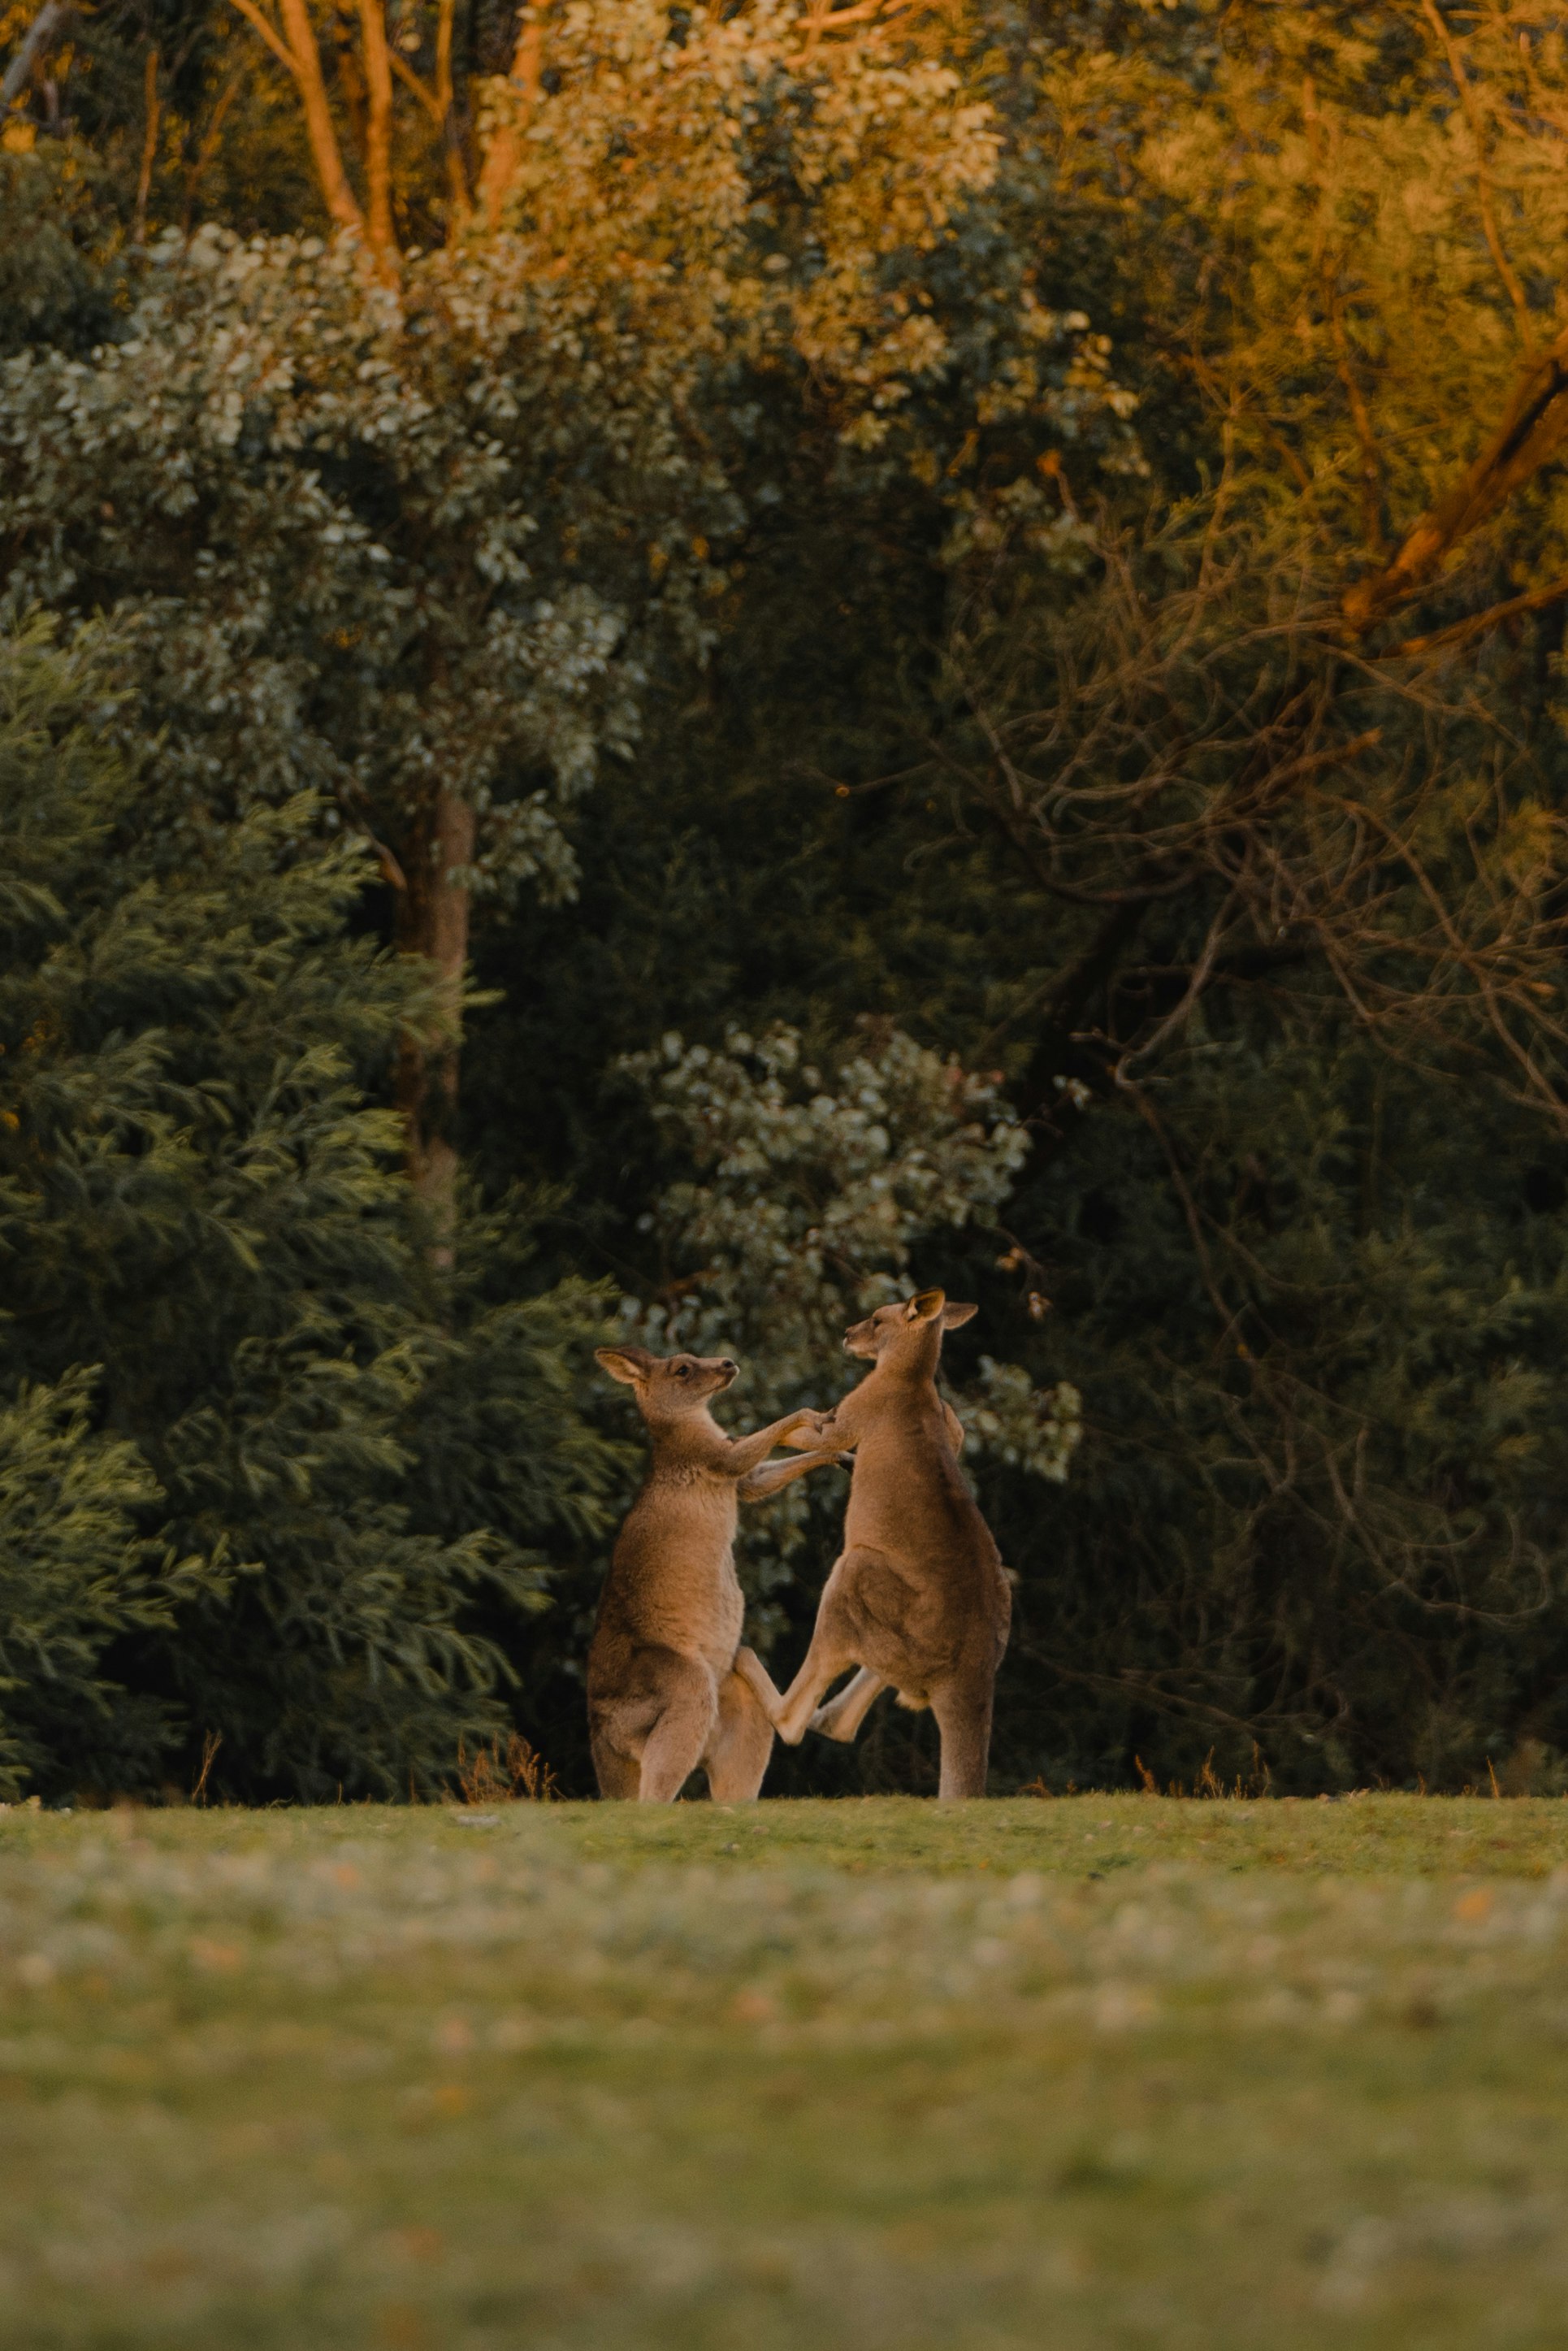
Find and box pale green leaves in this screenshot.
[619,1020,1081,1503]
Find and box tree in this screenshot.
[15,0,1568,1794]
[855,0,1568,1785]
[468,2,1568,1791]
[618,1016,1079,1577]
[0,613,622,1799]
[1,2,1012,1247]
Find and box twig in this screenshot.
[191,1729,223,1806]
[133,46,159,245]
[1378,574,1568,661]
[1419,0,1531,345]
[435,0,469,221]
[390,49,443,123]
[2,0,69,109]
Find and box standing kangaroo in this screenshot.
[735,1290,1009,1799]
[588,1346,844,1802]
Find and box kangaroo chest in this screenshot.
[613,1474,744,1671]
[845,1417,983,1564]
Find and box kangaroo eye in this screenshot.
[674,1364,691,1378]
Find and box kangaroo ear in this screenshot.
[595,1346,653,1385]
[905,1289,946,1323]
[941,1301,977,1329]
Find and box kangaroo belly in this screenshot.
[591,1487,745,1685]
[629,1566,743,1673]
[834,1439,1007,1692]
[842,1510,1001,1615]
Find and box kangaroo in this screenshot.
[587,1346,844,1802]
[734,1290,1009,1799]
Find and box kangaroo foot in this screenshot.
[808,1668,887,1745]
[809,1703,857,1742]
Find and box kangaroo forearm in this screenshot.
[739,1450,847,1503]
[785,1415,860,1456]
[726,1408,819,1475]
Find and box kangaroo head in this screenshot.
[595,1344,740,1428]
[842,1289,977,1367]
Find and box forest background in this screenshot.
[3,0,1568,1805]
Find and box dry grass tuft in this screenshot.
[454,1733,559,1806]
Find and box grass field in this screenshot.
[3,1794,1567,2349]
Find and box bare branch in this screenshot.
[389,49,443,124]
[182,71,242,231]
[356,0,396,264]
[1419,0,1531,345]
[1113,894,1237,1089]
[275,0,368,241]
[478,4,541,231]
[1343,324,1568,631]
[133,44,159,245]
[1378,574,1568,661]
[223,0,298,86]
[2,0,70,110]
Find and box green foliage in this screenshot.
[7,0,1568,1798]
[0,616,622,1799]
[0,148,124,359]
[0,223,720,885]
[619,1017,1078,1511]
[0,1367,182,1800]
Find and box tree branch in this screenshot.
[1014,897,1148,1104]
[223,0,297,86]
[182,70,242,231]
[2,0,70,109]
[389,49,442,124]
[1324,265,1387,555]
[1419,0,1531,345]
[477,3,541,230]
[435,0,470,224]
[133,44,159,245]
[806,0,931,32]
[355,0,396,265]
[1343,327,1568,631]
[1377,574,1568,661]
[274,0,367,241]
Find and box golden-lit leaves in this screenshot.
[1049,5,1568,615]
[470,1,998,426]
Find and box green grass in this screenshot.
[2,1796,1567,2349]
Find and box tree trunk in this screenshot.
[396,787,474,1268]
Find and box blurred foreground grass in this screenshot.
[2,1795,1567,2349]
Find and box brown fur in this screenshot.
[587,1347,844,1802]
[734,1290,1009,1799]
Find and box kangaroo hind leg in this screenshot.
[638,1654,720,1802]
[931,1676,994,1801]
[810,1668,888,1745]
[704,1667,774,1801]
[591,1731,641,1801]
[739,1621,857,1746]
